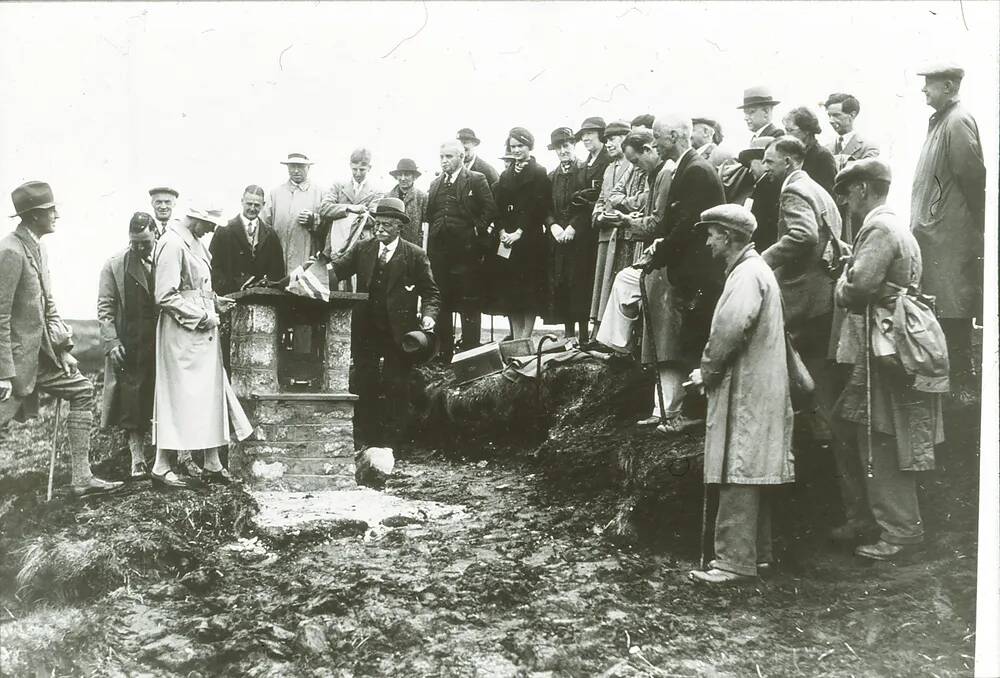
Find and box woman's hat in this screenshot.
[186,206,227,228]
[389,158,422,178]
[575,116,607,141]
[604,120,631,138]
[456,128,481,145]
[10,181,56,217]
[507,127,535,151]
[547,127,577,150]
[372,197,411,224]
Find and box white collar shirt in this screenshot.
[240,213,259,246]
[379,237,400,262]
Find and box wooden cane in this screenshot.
[637,267,668,425]
[864,305,874,478]
[47,400,62,502]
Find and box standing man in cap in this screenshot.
[328,197,440,448]
[692,117,734,169]
[211,185,285,296]
[97,212,160,480]
[262,153,325,275]
[458,128,500,188]
[833,158,944,559]
[823,93,880,170]
[739,86,785,139]
[425,139,496,360]
[149,187,179,238]
[151,206,251,488]
[386,159,428,246]
[910,63,985,403]
[0,181,122,495]
[687,204,794,584]
[591,119,635,325]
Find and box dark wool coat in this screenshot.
[802,140,838,197]
[210,216,286,295]
[543,162,594,323]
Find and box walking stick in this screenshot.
[864,305,874,478]
[637,267,667,425]
[47,400,62,502]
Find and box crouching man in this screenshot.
[688,205,794,584]
[0,182,123,496]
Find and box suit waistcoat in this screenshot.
[428,179,462,229]
[368,252,391,329]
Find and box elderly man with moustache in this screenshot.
[687,204,794,584]
[910,63,986,404]
[148,186,179,238]
[739,86,785,139]
[262,152,325,275]
[458,128,500,188]
[98,212,161,480]
[425,139,496,361]
[0,181,123,496]
[386,159,428,246]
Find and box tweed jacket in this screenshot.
[387,185,429,246]
[826,131,880,169]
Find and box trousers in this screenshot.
[595,266,642,351]
[352,323,412,448]
[711,484,773,576]
[0,357,94,425]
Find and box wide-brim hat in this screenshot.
[280,152,314,165]
[186,206,227,228]
[695,204,757,237]
[548,126,577,150]
[148,186,179,199]
[372,197,410,224]
[389,158,422,178]
[737,136,777,166]
[575,116,607,141]
[833,158,893,195]
[604,120,631,138]
[738,86,781,110]
[402,330,437,364]
[10,181,56,217]
[456,127,481,144]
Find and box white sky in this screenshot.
[1,0,997,318]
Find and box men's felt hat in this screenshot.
[547,127,577,150]
[738,86,781,109]
[10,181,56,217]
[575,116,607,141]
[833,158,893,195]
[917,63,965,81]
[737,136,777,166]
[695,204,757,237]
[186,206,228,228]
[402,330,437,364]
[372,197,410,224]
[605,120,631,138]
[456,128,481,144]
[148,186,179,198]
[389,158,422,178]
[129,211,156,231]
[280,152,314,165]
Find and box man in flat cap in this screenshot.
[149,186,179,238]
[688,204,793,584]
[1,181,123,496]
[739,86,785,140]
[910,63,985,403]
[97,212,160,479]
[386,159,428,246]
[328,197,440,448]
[833,158,944,560]
[458,128,500,188]
[692,117,734,169]
[262,153,325,275]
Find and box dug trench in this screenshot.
[0,359,981,677]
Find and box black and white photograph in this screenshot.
[0,1,997,676]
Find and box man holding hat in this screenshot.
[692,117,733,169]
[910,63,985,402]
[328,197,440,448]
[833,158,944,560]
[151,206,251,488]
[688,204,794,584]
[149,186,179,238]
[262,152,325,275]
[458,128,500,188]
[97,212,160,479]
[387,159,428,246]
[739,86,785,139]
[0,181,123,496]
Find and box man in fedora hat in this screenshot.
[739,86,785,139]
[328,197,440,448]
[97,211,160,480]
[387,159,428,246]
[692,117,734,169]
[149,186,179,238]
[262,152,325,275]
[0,181,123,496]
[458,128,499,188]
[719,136,781,250]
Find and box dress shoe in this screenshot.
[657,415,704,435]
[70,476,124,498]
[130,461,150,480]
[151,470,194,490]
[203,467,236,485]
[636,415,661,426]
[688,568,753,585]
[854,540,911,561]
[177,458,204,479]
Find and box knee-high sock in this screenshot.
[128,430,145,466]
[65,410,94,485]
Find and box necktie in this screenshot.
[379,245,390,265]
[835,136,844,154]
[444,173,453,187]
[247,222,257,248]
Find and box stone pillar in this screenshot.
[230,303,279,397]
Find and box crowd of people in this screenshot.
[0,64,985,584]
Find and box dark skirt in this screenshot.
[543,235,598,324]
[484,229,546,315]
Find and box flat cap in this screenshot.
[833,158,893,195]
[695,204,757,237]
[917,63,965,80]
[148,186,179,198]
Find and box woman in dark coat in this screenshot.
[489,127,551,339]
[783,106,838,195]
[543,126,594,341]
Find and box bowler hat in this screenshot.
[10,181,56,217]
[148,186,179,199]
[547,127,577,150]
[917,63,965,81]
[389,158,422,178]
[186,206,227,228]
[372,197,410,224]
[737,136,777,166]
[695,204,757,237]
[575,116,607,141]
[456,128,481,144]
[833,158,893,195]
[402,330,437,364]
[280,152,314,165]
[738,86,781,110]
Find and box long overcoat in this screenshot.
[910,100,986,319]
[544,162,593,323]
[701,247,794,485]
[152,222,250,450]
[262,179,325,275]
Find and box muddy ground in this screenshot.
[0,370,982,677]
